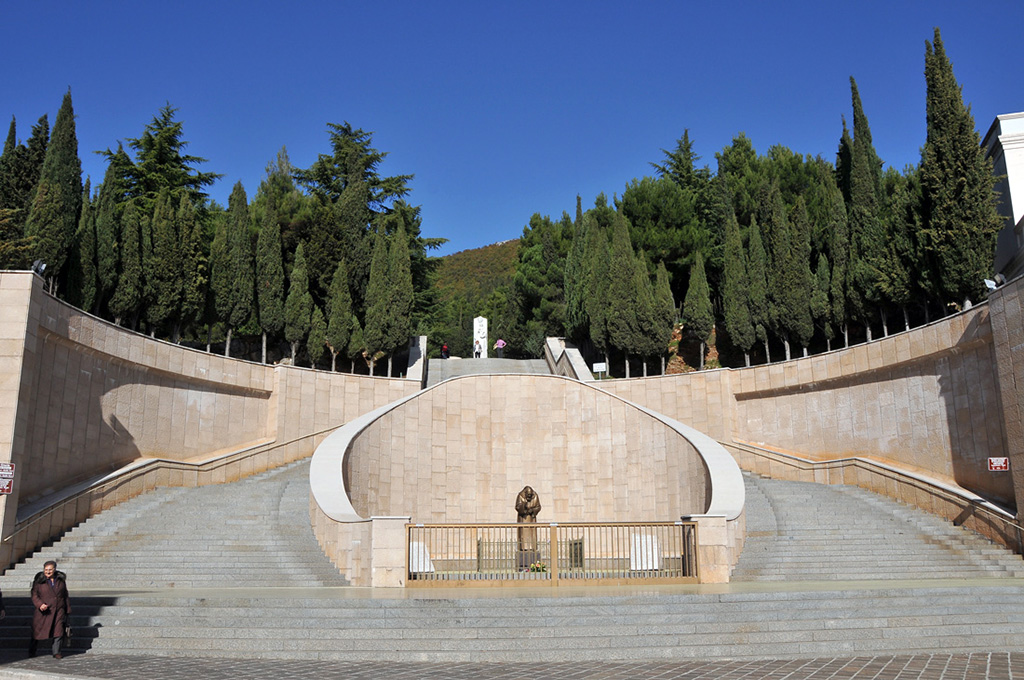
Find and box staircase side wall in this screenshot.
[0,272,419,568]
[601,278,1023,519]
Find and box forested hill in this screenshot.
[423,240,518,358]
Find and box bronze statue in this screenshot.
[515,486,541,552]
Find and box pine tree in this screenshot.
[920,28,1002,307]
[255,204,285,363]
[722,205,754,366]
[308,306,327,368]
[284,242,313,362]
[326,259,355,372]
[682,255,714,369]
[25,91,81,293]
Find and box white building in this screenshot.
[983,112,1024,281]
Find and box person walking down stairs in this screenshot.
[29,561,71,659]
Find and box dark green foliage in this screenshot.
[326,259,355,371]
[653,261,676,348]
[214,182,255,355]
[362,230,390,371]
[308,306,327,367]
[605,211,643,374]
[563,196,588,341]
[124,104,220,209]
[146,189,182,333]
[25,91,82,292]
[747,216,770,358]
[94,145,134,314]
[73,180,97,311]
[386,220,415,362]
[108,201,143,326]
[512,212,569,346]
[284,242,313,362]
[681,255,714,368]
[920,28,1002,305]
[785,198,815,351]
[810,253,833,343]
[722,206,754,362]
[0,208,34,269]
[0,115,49,238]
[178,195,206,339]
[255,204,285,362]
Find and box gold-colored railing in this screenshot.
[406,521,699,587]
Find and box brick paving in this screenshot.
[0,653,1021,680]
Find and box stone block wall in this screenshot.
[0,272,419,568]
[343,375,708,524]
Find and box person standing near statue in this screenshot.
[29,560,71,659]
[474,340,482,358]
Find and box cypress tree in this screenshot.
[846,77,887,338]
[385,220,415,376]
[215,182,255,356]
[682,255,714,369]
[108,201,143,327]
[653,261,676,374]
[94,145,134,315]
[146,189,182,336]
[178,194,206,340]
[811,253,834,350]
[363,230,390,374]
[632,250,661,377]
[722,206,754,366]
[308,306,327,368]
[605,211,641,377]
[326,259,355,372]
[255,204,285,363]
[284,242,313,363]
[920,28,1002,307]
[747,216,770,362]
[25,91,81,293]
[0,115,49,237]
[786,198,815,355]
[72,180,97,311]
[759,181,791,358]
[563,195,588,341]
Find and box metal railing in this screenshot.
[407,521,699,586]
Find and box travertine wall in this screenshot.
[344,375,708,523]
[602,288,1018,511]
[0,272,419,567]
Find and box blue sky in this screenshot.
[2,1,1022,256]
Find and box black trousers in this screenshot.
[28,635,61,657]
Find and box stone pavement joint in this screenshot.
[0,652,1022,680]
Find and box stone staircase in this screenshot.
[2,464,1023,661]
[0,461,347,590]
[732,473,1024,581]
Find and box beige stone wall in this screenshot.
[0,272,419,567]
[988,275,1024,523]
[602,301,1015,509]
[344,375,708,524]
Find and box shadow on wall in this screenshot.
[940,310,1014,509]
[17,325,269,504]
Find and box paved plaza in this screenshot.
[0,651,1020,680]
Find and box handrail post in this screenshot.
[550,523,559,585]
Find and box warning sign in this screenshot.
[989,457,1010,472]
[0,462,13,478]
[0,478,12,494]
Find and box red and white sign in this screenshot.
[0,463,13,478]
[0,478,12,495]
[989,457,1010,472]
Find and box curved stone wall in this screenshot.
[345,375,708,522]
[602,303,1013,508]
[0,272,419,567]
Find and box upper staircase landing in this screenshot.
[426,357,550,386]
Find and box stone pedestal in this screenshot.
[683,514,730,583]
[371,516,411,588]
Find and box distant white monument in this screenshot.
[473,316,488,359]
[983,112,1024,280]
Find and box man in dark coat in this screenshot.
[30,561,70,658]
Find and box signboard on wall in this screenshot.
[0,478,11,495]
[0,462,13,495]
[989,457,1010,471]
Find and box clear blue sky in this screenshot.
[3,1,1021,256]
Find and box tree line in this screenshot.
[483,28,1001,375]
[0,99,444,374]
